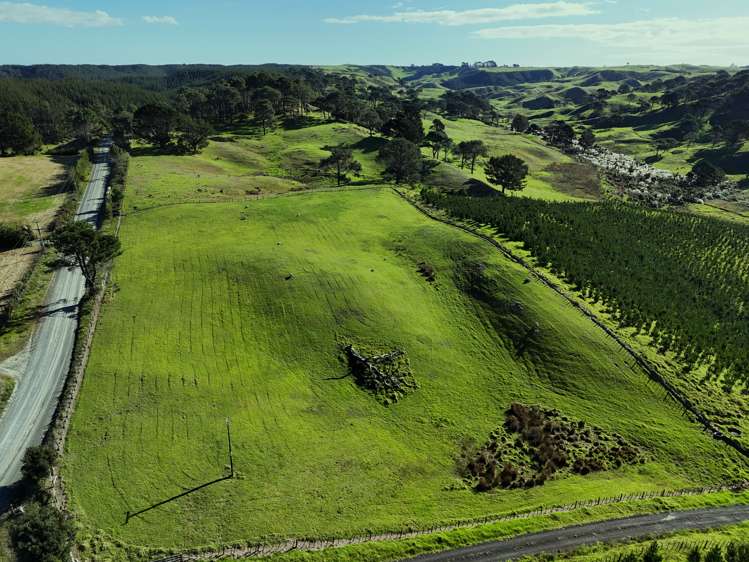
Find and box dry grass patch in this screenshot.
[0,155,71,227]
[0,246,40,300]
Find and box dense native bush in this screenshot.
[344,343,418,404]
[422,190,749,387]
[461,403,643,491]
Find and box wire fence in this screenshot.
[146,482,749,561]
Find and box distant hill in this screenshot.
[443,69,555,89]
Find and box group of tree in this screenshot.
[421,188,749,386]
[0,76,164,152]
[425,119,453,160]
[0,224,33,251]
[319,144,362,186]
[441,90,494,121]
[6,445,74,562]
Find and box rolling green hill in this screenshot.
[65,182,746,558]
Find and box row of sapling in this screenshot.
[420,189,749,387]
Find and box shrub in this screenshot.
[10,502,74,562]
[0,224,33,251]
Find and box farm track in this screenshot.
[392,189,749,461]
[407,505,749,562]
[0,143,110,503]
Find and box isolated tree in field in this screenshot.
[544,120,575,146]
[0,111,41,155]
[51,222,121,292]
[579,128,597,149]
[484,154,529,195]
[21,445,56,486]
[378,138,423,185]
[178,118,213,154]
[690,159,726,187]
[661,91,682,108]
[133,104,178,148]
[255,100,276,135]
[455,140,488,174]
[511,114,530,133]
[320,144,362,186]
[425,129,450,160]
[10,502,74,562]
[653,137,678,157]
[359,108,382,136]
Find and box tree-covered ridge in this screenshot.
[422,190,749,386]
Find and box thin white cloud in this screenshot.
[474,16,749,58]
[142,15,178,25]
[325,1,598,26]
[0,1,122,27]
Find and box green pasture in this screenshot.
[65,188,745,555]
[126,118,383,212]
[427,116,596,200]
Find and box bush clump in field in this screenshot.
[344,343,418,404]
[417,262,436,283]
[460,403,643,491]
[0,224,33,251]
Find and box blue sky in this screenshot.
[0,0,747,66]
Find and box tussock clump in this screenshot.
[417,262,436,283]
[344,343,418,404]
[460,403,644,491]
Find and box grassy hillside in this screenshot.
[126,117,382,212]
[65,187,745,557]
[425,115,599,201]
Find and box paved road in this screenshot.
[407,505,749,562]
[0,143,110,495]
